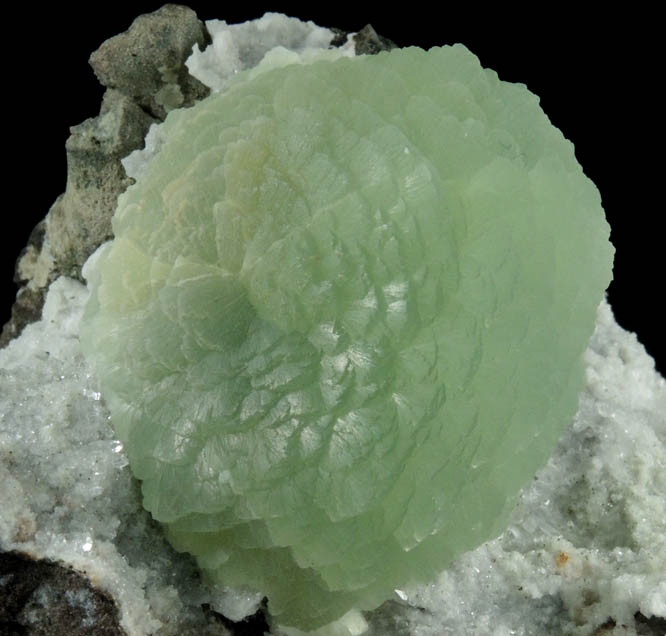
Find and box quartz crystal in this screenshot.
[80,45,614,630]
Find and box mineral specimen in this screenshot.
[79,45,614,630]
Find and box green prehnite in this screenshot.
[80,45,614,630]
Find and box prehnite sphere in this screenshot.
[80,45,614,630]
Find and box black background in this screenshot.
[3,4,663,375]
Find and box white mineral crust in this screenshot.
[186,12,353,93]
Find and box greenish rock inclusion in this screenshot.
[80,45,614,630]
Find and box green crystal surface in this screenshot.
[80,45,614,630]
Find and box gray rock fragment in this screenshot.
[353,25,396,54]
[0,221,50,347]
[0,286,45,348]
[89,4,211,119]
[48,89,155,280]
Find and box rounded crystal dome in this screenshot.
[80,45,613,630]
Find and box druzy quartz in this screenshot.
[80,45,614,630]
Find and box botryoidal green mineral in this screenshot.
[80,45,614,630]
